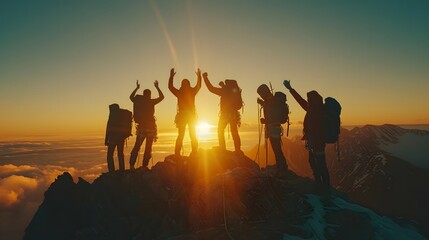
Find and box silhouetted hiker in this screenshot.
[129,80,164,170]
[257,84,288,174]
[203,72,243,154]
[168,68,201,157]
[105,103,132,173]
[283,80,330,186]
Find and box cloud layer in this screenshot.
[0,174,38,207]
[0,138,109,239]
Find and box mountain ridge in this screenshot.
[24,148,426,239]
[246,124,429,236]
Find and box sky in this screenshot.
[1,0,429,137]
[1,2,429,238]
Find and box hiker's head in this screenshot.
[180,79,191,90]
[109,103,120,112]
[257,84,272,100]
[143,89,151,99]
[225,79,239,89]
[307,90,323,110]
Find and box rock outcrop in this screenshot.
[24,149,426,239]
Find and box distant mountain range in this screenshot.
[247,124,429,235]
[24,149,426,239]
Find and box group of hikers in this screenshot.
[105,68,341,187]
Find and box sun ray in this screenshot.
[150,0,181,70]
[186,0,199,69]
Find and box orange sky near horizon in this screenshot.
[1,1,428,138]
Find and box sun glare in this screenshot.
[196,122,214,137]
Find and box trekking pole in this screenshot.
[255,104,260,164]
[269,81,274,94]
[265,126,268,169]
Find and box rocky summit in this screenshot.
[24,149,425,240]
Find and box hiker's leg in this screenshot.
[107,143,116,173]
[308,151,321,183]
[189,122,198,155]
[217,116,228,150]
[175,125,186,156]
[269,136,287,170]
[230,121,241,152]
[130,133,145,168]
[317,152,330,187]
[117,140,125,172]
[143,135,154,168]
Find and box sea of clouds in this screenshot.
[0,138,109,239]
[0,131,261,239]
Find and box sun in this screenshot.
[196,121,214,136]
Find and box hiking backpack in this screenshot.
[273,91,290,124]
[133,96,154,124]
[323,97,341,143]
[108,107,133,138]
[262,91,289,124]
[224,79,243,111]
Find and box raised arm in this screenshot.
[283,80,308,111]
[257,98,265,107]
[168,68,179,96]
[192,68,202,93]
[152,80,165,105]
[202,72,222,96]
[130,80,140,101]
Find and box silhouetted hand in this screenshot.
[257,98,264,105]
[154,80,159,88]
[195,68,201,78]
[202,72,208,79]
[136,80,140,89]
[283,80,292,90]
[170,68,176,78]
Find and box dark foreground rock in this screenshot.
[24,149,426,240]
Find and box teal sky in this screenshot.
[1,0,428,136]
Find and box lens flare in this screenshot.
[150,0,181,70]
[196,122,213,136]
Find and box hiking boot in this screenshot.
[275,167,289,178]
